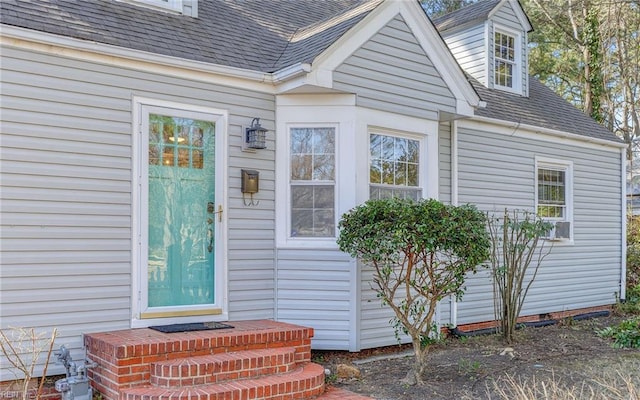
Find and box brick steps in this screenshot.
[121,362,325,400]
[85,320,372,400]
[150,347,297,387]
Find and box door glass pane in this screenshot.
[147,114,216,307]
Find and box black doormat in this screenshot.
[149,322,234,333]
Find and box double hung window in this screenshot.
[369,133,421,200]
[537,168,566,219]
[493,27,521,92]
[536,158,573,240]
[289,127,336,238]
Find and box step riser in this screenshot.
[120,364,326,400]
[150,348,296,387]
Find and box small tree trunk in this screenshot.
[402,337,426,385]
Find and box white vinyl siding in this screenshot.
[454,123,622,325]
[0,45,275,380]
[334,15,456,120]
[438,121,452,205]
[440,24,486,85]
[275,248,355,350]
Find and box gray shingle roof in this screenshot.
[432,0,501,32]
[1,0,620,144]
[470,77,621,143]
[0,0,379,73]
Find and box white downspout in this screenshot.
[621,148,627,300]
[450,120,459,327]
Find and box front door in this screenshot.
[136,102,225,321]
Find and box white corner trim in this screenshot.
[621,148,627,300]
[464,116,626,150]
[450,120,459,327]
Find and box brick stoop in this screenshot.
[84,320,368,400]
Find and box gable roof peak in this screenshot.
[433,0,531,33]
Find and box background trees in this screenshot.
[423,0,640,181]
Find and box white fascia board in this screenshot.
[272,63,312,83]
[460,116,626,150]
[488,0,532,32]
[306,0,481,116]
[1,24,276,93]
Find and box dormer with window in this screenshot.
[433,0,532,97]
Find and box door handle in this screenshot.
[207,203,223,222]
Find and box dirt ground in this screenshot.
[312,314,640,400]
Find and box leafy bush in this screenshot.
[337,198,490,385]
[616,284,640,314]
[487,209,554,343]
[597,316,640,348]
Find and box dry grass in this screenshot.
[486,364,640,400]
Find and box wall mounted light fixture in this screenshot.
[244,118,267,150]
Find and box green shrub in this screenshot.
[616,284,640,314]
[337,198,490,385]
[597,316,640,348]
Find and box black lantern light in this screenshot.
[245,118,267,150]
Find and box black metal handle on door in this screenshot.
[207,228,213,253]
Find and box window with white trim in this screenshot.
[493,28,520,92]
[290,127,336,238]
[131,0,183,12]
[369,133,421,200]
[535,159,573,240]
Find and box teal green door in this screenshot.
[147,114,216,307]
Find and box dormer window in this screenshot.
[493,26,521,93]
[131,0,183,13]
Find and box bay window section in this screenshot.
[369,133,421,200]
[290,127,336,238]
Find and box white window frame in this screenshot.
[288,124,338,240]
[368,129,424,201]
[535,157,573,243]
[492,25,522,94]
[127,0,183,13]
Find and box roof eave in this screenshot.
[1,24,274,87]
[472,115,626,148]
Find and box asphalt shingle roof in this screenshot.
[432,0,501,32]
[0,0,379,73]
[1,0,620,144]
[470,77,621,142]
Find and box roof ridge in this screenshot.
[290,0,383,43]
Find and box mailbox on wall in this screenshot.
[241,169,259,206]
[241,169,259,194]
